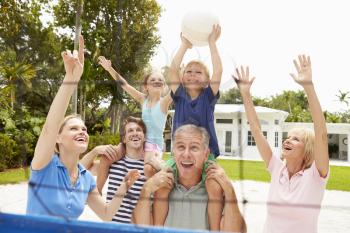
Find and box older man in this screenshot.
[133,124,246,232]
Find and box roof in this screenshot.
[214,104,289,115]
[169,104,289,116]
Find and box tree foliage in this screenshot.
[0,0,162,169]
[218,87,242,104]
[52,0,162,133]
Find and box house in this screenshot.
[167,104,350,162]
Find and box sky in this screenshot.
[151,0,350,112]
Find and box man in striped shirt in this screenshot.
[103,116,147,223]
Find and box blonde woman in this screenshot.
[26,36,139,220]
[234,55,329,233]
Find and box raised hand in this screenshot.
[290,54,312,86]
[123,169,141,190]
[232,66,255,94]
[208,24,221,44]
[61,35,84,80]
[98,56,112,71]
[180,33,193,49]
[93,144,122,162]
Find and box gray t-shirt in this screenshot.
[164,181,209,230]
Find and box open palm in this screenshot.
[62,35,84,80]
[232,66,255,93]
[290,54,312,85]
[98,56,112,71]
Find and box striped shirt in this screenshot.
[106,156,145,223]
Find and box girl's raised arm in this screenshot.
[98,56,145,104]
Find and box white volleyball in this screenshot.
[181,11,219,47]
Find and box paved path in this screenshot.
[1,180,349,233]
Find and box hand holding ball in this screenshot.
[181,11,220,47]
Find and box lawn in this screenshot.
[217,159,350,191]
[0,167,30,185]
[1,158,349,191]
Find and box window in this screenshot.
[225,131,232,153]
[216,119,233,124]
[260,119,269,125]
[248,131,267,146]
[274,132,279,147]
[282,132,288,141]
[238,119,242,124]
[238,130,241,146]
[274,119,279,125]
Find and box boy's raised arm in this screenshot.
[168,35,192,93]
[208,24,222,96]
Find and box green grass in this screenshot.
[217,159,350,191]
[326,165,350,191]
[1,158,349,191]
[0,167,30,185]
[217,159,271,182]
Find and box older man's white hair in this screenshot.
[173,124,210,148]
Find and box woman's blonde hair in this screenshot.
[55,114,84,154]
[284,128,315,169]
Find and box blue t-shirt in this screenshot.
[171,85,220,157]
[26,154,96,219]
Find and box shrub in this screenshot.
[0,134,16,171]
[87,133,121,152]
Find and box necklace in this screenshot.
[70,170,78,185]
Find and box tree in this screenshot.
[324,111,341,123]
[335,90,349,110]
[0,0,62,116]
[52,0,162,133]
[218,87,242,104]
[0,50,36,109]
[0,0,62,168]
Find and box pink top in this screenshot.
[263,154,329,233]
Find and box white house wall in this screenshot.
[169,105,349,162]
[215,111,286,160]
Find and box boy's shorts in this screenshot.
[165,153,216,183]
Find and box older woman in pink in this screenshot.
[234,55,329,233]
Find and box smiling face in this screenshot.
[143,72,166,96]
[172,125,210,187]
[122,122,145,151]
[182,62,209,93]
[282,128,315,168]
[56,117,89,154]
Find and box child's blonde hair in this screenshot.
[183,60,210,80]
